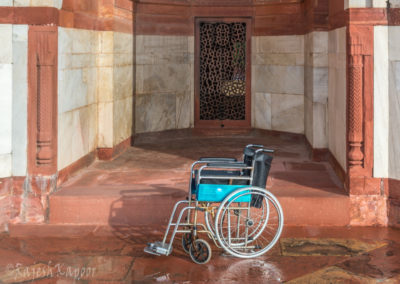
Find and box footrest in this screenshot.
[144,241,172,256]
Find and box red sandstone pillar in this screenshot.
[23,26,58,223]
[346,25,375,195]
[348,52,364,169]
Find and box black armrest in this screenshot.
[198,157,237,162]
[206,162,248,168]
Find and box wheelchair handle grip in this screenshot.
[255,148,274,153]
[246,144,264,149]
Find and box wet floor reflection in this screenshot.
[0,227,399,283]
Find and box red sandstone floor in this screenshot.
[2,130,400,283]
[50,129,349,226]
[1,226,400,283]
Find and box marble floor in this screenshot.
[0,226,399,283]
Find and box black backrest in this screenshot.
[251,151,273,188]
[243,147,256,166]
[250,151,273,208]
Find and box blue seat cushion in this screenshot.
[196,184,250,202]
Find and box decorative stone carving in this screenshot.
[28,26,58,175]
[348,53,364,168]
[347,26,373,171]
[22,26,58,223]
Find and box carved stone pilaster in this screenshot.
[23,26,58,223]
[348,53,364,168]
[347,26,373,173]
[28,26,58,176]
[346,25,376,199]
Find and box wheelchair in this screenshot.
[144,145,284,264]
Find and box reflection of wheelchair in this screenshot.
[144,145,284,264]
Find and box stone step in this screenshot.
[48,184,350,227]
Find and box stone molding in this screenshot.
[0,0,133,33]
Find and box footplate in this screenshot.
[144,241,172,256]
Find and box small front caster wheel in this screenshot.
[182,233,193,253]
[189,239,212,264]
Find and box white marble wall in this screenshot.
[58,28,134,170]
[328,27,347,171]
[388,27,400,180]
[12,25,28,176]
[252,35,305,134]
[304,32,329,149]
[135,35,193,133]
[0,0,63,8]
[0,25,13,178]
[58,28,98,170]
[374,26,389,178]
[375,26,400,180]
[0,24,28,178]
[345,0,400,8]
[113,32,134,145]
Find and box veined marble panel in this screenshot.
[58,28,98,114]
[12,0,63,8]
[255,35,304,54]
[113,65,133,101]
[0,154,11,178]
[313,102,328,148]
[58,69,96,113]
[0,64,12,155]
[328,27,347,171]
[176,91,192,129]
[0,63,12,177]
[254,65,304,95]
[0,0,12,6]
[135,93,176,134]
[389,27,400,61]
[271,93,304,134]
[98,102,113,148]
[304,96,313,146]
[136,63,191,94]
[136,35,190,65]
[253,93,272,130]
[254,53,304,66]
[374,26,400,180]
[58,28,134,170]
[389,55,400,179]
[113,97,133,145]
[0,25,12,64]
[12,25,28,176]
[374,26,389,178]
[97,67,114,103]
[135,35,192,133]
[345,0,400,8]
[252,35,305,134]
[345,0,373,8]
[313,67,329,104]
[58,104,97,171]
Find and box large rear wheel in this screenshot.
[214,187,284,258]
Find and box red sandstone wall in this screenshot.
[134,0,326,36]
[0,0,134,230]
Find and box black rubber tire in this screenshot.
[189,239,212,264]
